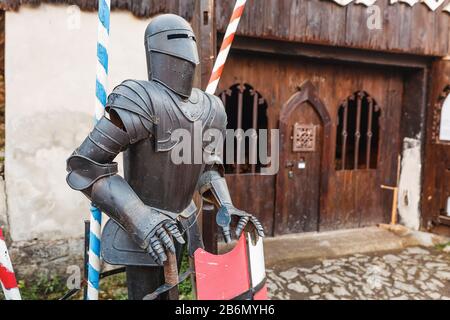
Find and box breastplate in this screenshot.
[123,83,225,213]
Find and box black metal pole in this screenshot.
[83,220,90,300]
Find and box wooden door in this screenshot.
[218,51,404,235]
[275,81,331,234]
[422,60,450,235]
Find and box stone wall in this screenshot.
[0,12,6,235]
[4,4,151,276]
[0,11,4,152]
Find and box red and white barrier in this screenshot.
[194,233,267,300]
[205,0,247,95]
[0,229,21,300]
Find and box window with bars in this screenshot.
[218,83,268,174]
[335,91,381,171]
[439,93,450,142]
[433,85,450,143]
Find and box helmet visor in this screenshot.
[146,29,200,65]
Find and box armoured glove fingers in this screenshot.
[222,226,232,244]
[136,208,185,266]
[227,206,265,240]
[147,222,184,265]
[216,206,232,244]
[152,222,185,266]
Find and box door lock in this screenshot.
[285,161,294,168]
[298,158,306,169]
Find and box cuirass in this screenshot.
[121,82,226,213]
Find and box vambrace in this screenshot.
[198,169,233,208]
[198,169,234,242]
[90,175,178,250]
[90,175,157,248]
[198,169,266,242]
[199,149,227,205]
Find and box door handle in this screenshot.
[286,161,295,179]
[285,161,294,168]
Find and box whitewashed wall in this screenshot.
[5,4,151,242]
[398,137,422,230]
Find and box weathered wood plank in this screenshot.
[422,60,450,235]
[409,3,433,55]
[397,1,412,52]
[305,0,322,42]
[216,0,449,56]
[226,175,276,236]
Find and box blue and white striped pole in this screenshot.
[87,0,110,301]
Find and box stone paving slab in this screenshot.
[266,246,450,300]
[263,227,406,266]
[261,226,449,267]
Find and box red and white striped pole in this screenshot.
[0,229,21,300]
[205,0,247,95]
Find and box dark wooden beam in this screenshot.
[226,35,432,70]
[199,0,216,90]
[401,68,429,144]
[194,0,218,254]
[202,204,219,254]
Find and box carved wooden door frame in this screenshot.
[275,80,332,234]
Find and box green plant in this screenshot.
[17,274,66,300]
[435,242,450,251]
[179,248,194,300]
[99,272,128,300]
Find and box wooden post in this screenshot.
[199,0,216,90]
[194,0,219,254]
[163,250,179,300]
[381,155,401,225]
[202,204,219,254]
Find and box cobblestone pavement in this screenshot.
[266,246,450,300]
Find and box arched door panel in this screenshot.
[275,81,331,235]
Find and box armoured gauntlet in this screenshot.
[66,117,184,265]
[89,176,185,265]
[198,169,265,243]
